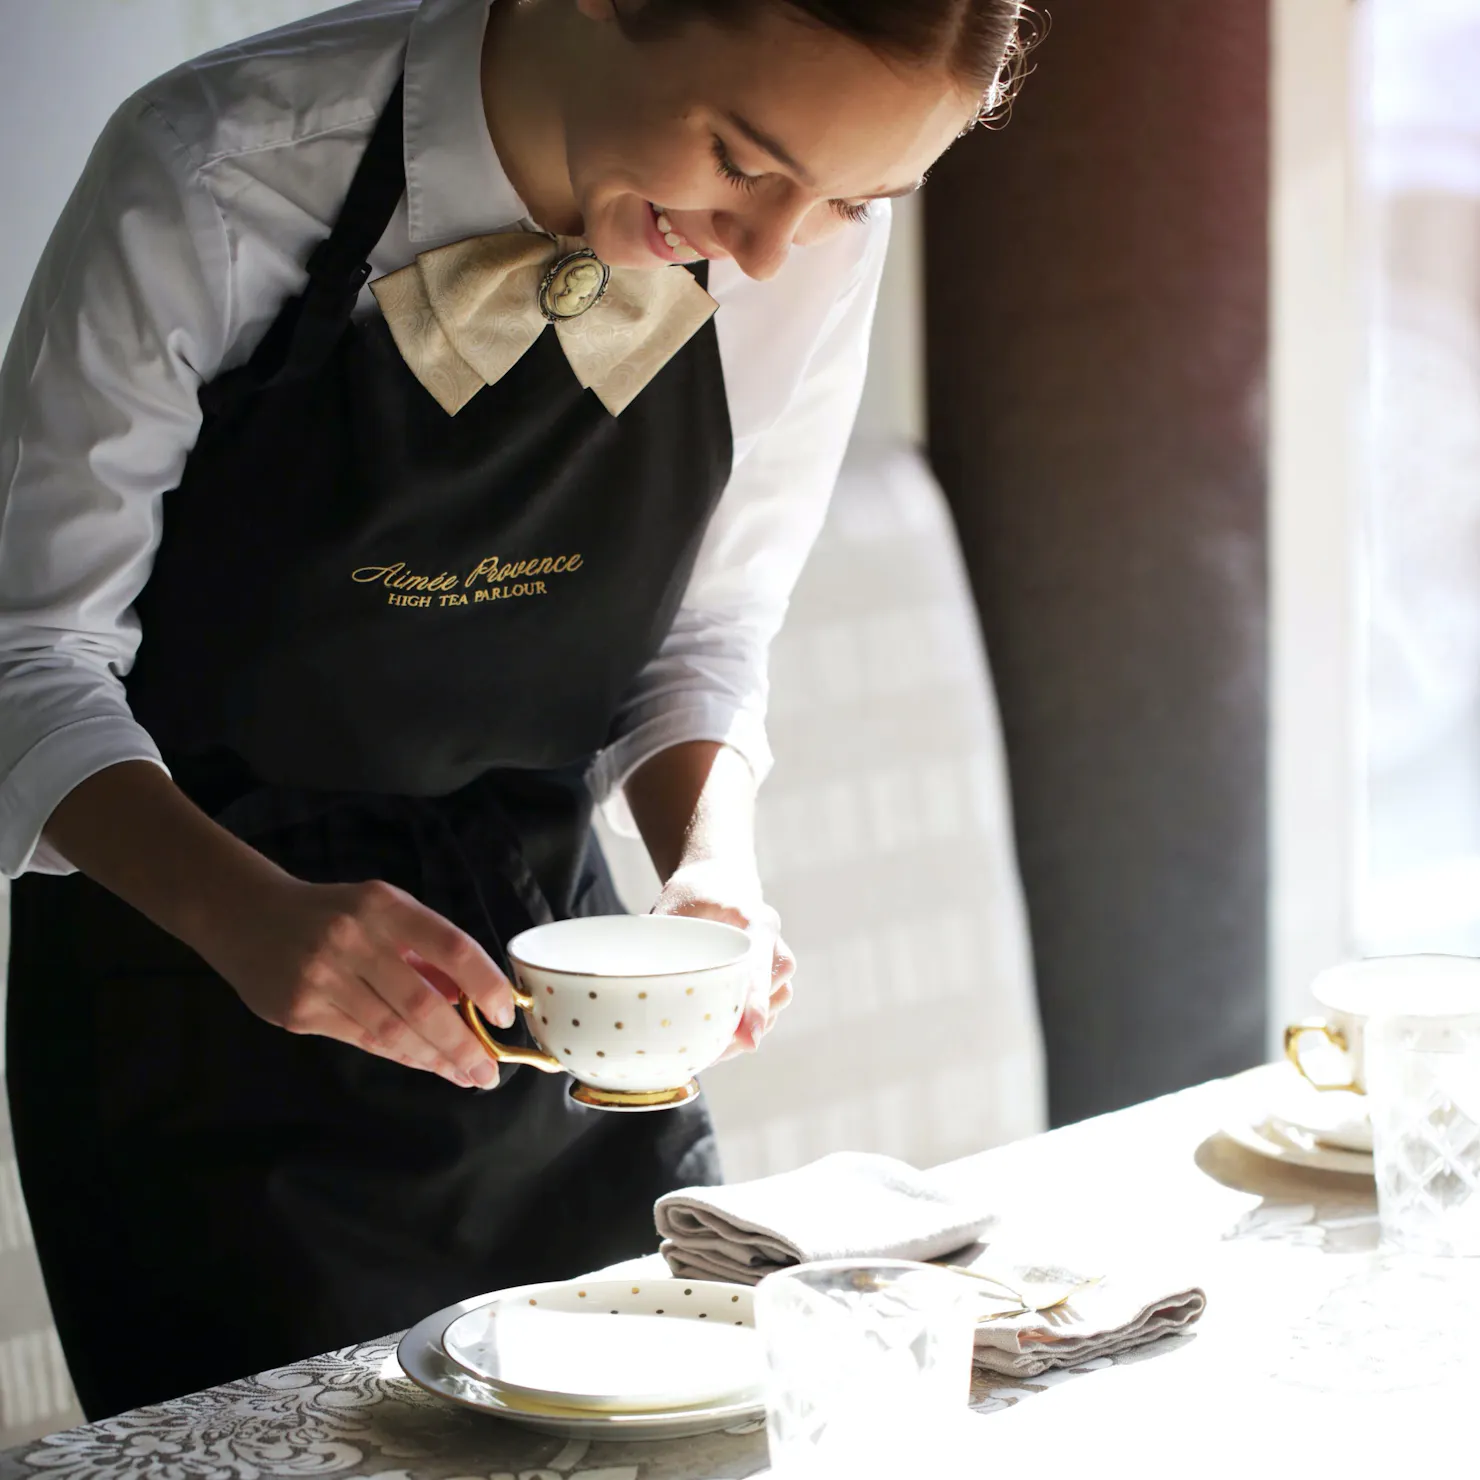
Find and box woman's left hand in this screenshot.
[651,858,795,1056]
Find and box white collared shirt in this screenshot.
[0,0,887,876]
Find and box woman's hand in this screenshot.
[45,763,521,1090]
[652,857,796,1056]
[196,874,520,1089]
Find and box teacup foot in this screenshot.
[569,1079,701,1113]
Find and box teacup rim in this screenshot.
[508,914,753,979]
[1312,952,1480,1017]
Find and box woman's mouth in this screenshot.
[647,202,702,263]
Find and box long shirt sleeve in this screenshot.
[0,97,228,874]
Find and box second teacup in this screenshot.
[1286,954,1480,1094]
[461,914,752,1111]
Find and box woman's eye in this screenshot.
[831,200,872,226]
[711,136,759,192]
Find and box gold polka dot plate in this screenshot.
[397,1277,764,1437]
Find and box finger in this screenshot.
[771,937,797,991]
[374,893,517,1029]
[738,925,779,1048]
[403,949,460,1002]
[316,1000,478,1089]
[725,975,795,1062]
[359,951,504,1088]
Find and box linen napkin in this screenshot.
[956,1248,1207,1378]
[656,1151,995,1282]
[656,1153,1207,1378]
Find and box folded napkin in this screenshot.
[656,1151,995,1283]
[956,1249,1207,1378]
[656,1154,1206,1378]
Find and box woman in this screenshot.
[0,0,1027,1419]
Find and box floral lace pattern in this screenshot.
[5,1072,1377,1480]
[0,1329,1126,1480]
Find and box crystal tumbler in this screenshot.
[753,1259,976,1476]
[1368,1002,1480,1257]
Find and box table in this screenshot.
[2,1067,1469,1479]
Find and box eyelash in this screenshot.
[710,136,871,226]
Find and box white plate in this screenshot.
[441,1278,763,1413]
[397,1288,767,1441]
[1220,1068,1374,1176]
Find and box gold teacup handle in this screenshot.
[1283,1018,1359,1093]
[459,991,566,1074]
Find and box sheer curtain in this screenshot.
[1359,0,1480,955]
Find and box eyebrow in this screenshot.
[723,110,922,202]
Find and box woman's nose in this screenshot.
[714,193,808,281]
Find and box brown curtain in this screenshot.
[926,0,1270,1125]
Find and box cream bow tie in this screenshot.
[369,232,718,417]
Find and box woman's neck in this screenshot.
[481,0,584,236]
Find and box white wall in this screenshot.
[0,1,331,349]
[1268,0,1365,1046]
[855,192,925,447]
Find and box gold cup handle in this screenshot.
[460,990,566,1074]
[1283,1018,1359,1093]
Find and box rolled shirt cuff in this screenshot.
[0,716,168,877]
[588,703,774,839]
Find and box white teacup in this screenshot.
[1285,954,1480,1094]
[460,914,752,1111]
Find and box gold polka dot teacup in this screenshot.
[460,915,752,1111]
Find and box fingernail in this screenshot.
[495,1002,516,1030]
[471,1061,497,1087]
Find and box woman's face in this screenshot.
[560,0,980,279]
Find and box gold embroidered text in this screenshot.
[353,554,584,609]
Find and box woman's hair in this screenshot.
[618,1,1042,127]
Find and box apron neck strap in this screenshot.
[204,76,409,415]
[303,75,409,296]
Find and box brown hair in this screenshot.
[618,1,1041,127]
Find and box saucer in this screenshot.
[1220,1066,1374,1176]
[440,1277,762,1413]
[397,1285,767,1441]
[1263,1061,1371,1153]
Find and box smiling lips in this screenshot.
[649,202,702,262]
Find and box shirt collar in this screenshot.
[402,0,529,246]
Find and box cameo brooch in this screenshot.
[539,250,612,322]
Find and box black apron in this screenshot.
[7,75,733,1420]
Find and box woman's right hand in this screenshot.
[196,874,518,1089]
[43,762,518,1090]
